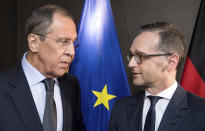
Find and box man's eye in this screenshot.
[129,54,133,58]
[63,40,69,44]
[58,39,69,44]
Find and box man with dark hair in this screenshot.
[108,22,205,131]
[0,4,85,131]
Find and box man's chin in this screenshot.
[58,70,67,76]
[52,69,67,78]
[133,79,143,86]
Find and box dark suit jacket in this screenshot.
[0,64,85,131]
[108,85,205,131]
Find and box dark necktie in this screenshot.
[43,78,57,131]
[144,96,162,131]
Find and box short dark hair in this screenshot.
[25,4,74,41]
[140,21,186,70]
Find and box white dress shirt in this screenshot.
[22,53,63,131]
[142,81,178,131]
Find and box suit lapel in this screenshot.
[158,85,189,131]
[58,75,72,131]
[7,64,43,131]
[128,92,144,131]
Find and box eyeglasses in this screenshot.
[126,51,172,64]
[36,34,80,49]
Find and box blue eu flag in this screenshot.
[69,0,131,130]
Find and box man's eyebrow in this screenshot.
[133,50,143,54]
[57,37,69,39]
[57,37,77,42]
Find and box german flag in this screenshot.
[181,0,205,98]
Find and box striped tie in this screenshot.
[43,78,57,131]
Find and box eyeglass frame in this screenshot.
[126,51,172,64]
[35,33,80,49]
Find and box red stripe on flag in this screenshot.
[181,57,205,98]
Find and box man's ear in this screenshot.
[166,54,179,72]
[27,34,41,52]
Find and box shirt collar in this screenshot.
[22,52,46,87]
[145,81,178,100]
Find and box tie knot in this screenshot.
[43,78,55,92]
[148,96,162,106]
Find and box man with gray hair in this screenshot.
[0,4,85,131]
[109,22,205,131]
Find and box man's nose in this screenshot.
[128,56,138,68]
[64,44,75,56]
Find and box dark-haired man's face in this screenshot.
[30,13,77,78]
[128,31,168,87]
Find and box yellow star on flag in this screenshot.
[92,84,117,111]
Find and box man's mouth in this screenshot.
[132,72,142,78]
[60,61,69,68]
